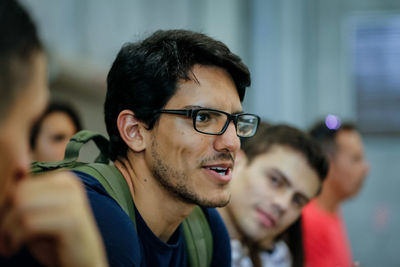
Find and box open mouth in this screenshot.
[205,166,230,176]
[202,163,233,183]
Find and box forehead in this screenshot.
[336,130,363,154]
[40,111,77,131]
[165,64,242,112]
[250,146,320,197]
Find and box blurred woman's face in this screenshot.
[32,112,78,162]
[0,52,48,208]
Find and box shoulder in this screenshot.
[202,207,229,239]
[72,170,141,266]
[201,207,231,267]
[302,201,328,226]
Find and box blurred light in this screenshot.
[325,114,341,130]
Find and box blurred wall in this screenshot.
[248,0,400,128]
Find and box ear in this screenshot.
[117,110,147,152]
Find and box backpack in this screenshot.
[31,130,213,267]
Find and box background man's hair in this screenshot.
[309,121,357,158]
[30,101,83,149]
[105,29,251,161]
[0,0,43,121]
[241,122,329,182]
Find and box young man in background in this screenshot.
[219,123,328,267]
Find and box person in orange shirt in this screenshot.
[302,118,369,267]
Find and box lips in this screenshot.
[202,163,233,183]
[255,207,277,228]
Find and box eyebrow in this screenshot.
[269,167,311,203]
[183,105,243,114]
[270,168,291,186]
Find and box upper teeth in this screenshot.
[210,167,226,171]
[208,167,228,176]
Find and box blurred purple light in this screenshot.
[325,114,341,130]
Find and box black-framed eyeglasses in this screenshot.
[154,108,260,138]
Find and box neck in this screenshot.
[315,181,341,213]
[115,151,194,242]
[219,206,268,267]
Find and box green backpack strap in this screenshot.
[31,130,110,173]
[183,206,213,267]
[72,163,136,228]
[63,130,110,164]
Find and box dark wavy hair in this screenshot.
[0,0,43,121]
[105,29,251,161]
[309,120,357,158]
[241,123,329,183]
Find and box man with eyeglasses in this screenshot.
[74,29,260,266]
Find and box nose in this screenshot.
[272,191,292,217]
[214,121,240,153]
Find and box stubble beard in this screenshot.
[150,139,230,208]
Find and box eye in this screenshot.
[51,134,67,142]
[237,115,258,137]
[195,110,222,125]
[237,123,253,136]
[269,175,283,187]
[195,112,211,123]
[292,194,307,208]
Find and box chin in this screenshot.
[197,193,231,208]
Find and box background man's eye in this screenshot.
[269,176,282,187]
[293,195,306,208]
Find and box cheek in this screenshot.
[281,209,301,229]
[177,135,211,165]
[0,134,30,198]
[246,174,269,196]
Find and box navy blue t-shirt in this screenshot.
[74,170,231,267]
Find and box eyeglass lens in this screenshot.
[194,110,258,137]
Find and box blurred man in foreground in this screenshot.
[0,1,107,265]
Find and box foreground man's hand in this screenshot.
[0,172,108,267]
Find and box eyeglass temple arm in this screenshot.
[156,109,194,117]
